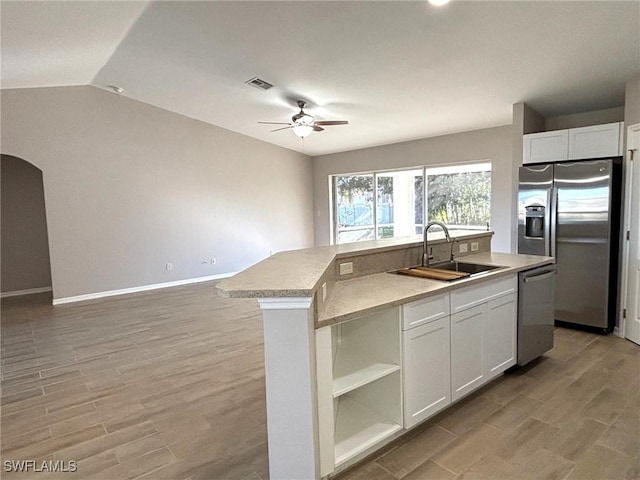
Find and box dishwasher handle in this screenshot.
[523,268,557,283]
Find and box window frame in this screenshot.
[331,161,492,245]
[332,167,423,245]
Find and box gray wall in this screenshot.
[1,86,314,300]
[625,76,640,129]
[312,126,515,253]
[545,106,625,131]
[1,155,52,293]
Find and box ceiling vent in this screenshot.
[245,77,274,91]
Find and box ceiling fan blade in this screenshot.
[314,120,348,126]
[258,121,292,125]
[271,125,294,132]
[313,126,325,132]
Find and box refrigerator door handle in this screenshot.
[544,188,552,256]
[549,185,557,258]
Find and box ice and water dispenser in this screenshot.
[524,205,545,238]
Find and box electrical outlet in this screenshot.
[471,241,479,252]
[211,258,216,265]
[339,262,353,275]
[459,243,468,253]
[166,263,173,271]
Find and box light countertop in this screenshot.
[217,235,553,328]
[216,231,494,298]
[317,252,554,327]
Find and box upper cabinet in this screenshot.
[568,123,623,160]
[523,122,622,164]
[523,129,569,164]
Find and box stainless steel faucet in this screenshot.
[422,221,451,267]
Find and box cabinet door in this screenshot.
[402,317,450,428]
[450,304,485,401]
[523,130,569,164]
[484,293,517,380]
[568,122,621,160]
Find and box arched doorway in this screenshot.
[1,154,52,298]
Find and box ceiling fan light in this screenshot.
[292,124,314,138]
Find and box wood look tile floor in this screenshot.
[1,283,639,480]
[340,327,640,480]
[1,284,267,480]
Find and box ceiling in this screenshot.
[2,1,639,156]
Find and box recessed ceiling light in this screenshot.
[429,0,450,6]
[108,85,124,94]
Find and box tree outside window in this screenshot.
[427,168,491,229]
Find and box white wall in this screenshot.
[311,126,514,253]
[1,86,314,300]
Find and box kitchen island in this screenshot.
[217,232,553,479]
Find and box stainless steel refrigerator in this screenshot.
[517,158,622,333]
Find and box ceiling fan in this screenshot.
[259,101,348,138]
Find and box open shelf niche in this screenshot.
[331,307,402,467]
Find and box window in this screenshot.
[334,169,423,244]
[332,163,491,244]
[425,163,491,230]
[334,174,375,244]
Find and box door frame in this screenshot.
[620,123,640,338]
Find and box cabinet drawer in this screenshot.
[402,292,449,330]
[451,275,517,314]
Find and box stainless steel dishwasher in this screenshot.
[517,265,557,366]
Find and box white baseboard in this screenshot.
[613,326,622,338]
[52,272,238,306]
[1,286,53,298]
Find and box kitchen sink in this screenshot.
[391,261,504,281]
[429,261,502,275]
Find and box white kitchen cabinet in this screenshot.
[402,294,450,428]
[450,304,485,401]
[523,122,623,164]
[317,274,520,474]
[484,293,517,380]
[450,275,517,401]
[568,122,622,160]
[523,129,569,164]
[402,291,449,330]
[450,274,517,315]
